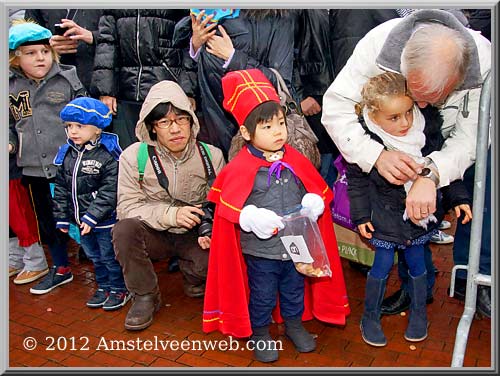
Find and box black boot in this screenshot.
[284,318,316,352]
[381,288,434,315]
[360,274,387,347]
[250,326,279,363]
[404,273,428,342]
[476,285,491,318]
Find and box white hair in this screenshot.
[400,23,470,96]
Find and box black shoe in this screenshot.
[348,260,371,276]
[476,285,491,318]
[167,257,180,273]
[381,289,433,316]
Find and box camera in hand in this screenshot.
[197,202,215,237]
[54,24,67,36]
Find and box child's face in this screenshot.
[65,122,101,145]
[250,112,288,153]
[368,95,414,137]
[16,44,53,81]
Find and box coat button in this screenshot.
[282,253,288,259]
[36,130,41,134]
[41,153,46,158]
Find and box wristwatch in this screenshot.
[418,164,439,186]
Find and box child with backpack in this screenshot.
[53,97,130,311]
[347,72,472,346]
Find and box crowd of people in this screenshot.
[8,8,491,362]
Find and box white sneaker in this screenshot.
[438,220,451,230]
[430,230,454,244]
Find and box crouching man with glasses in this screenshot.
[112,80,225,331]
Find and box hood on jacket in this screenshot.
[135,80,200,145]
[376,9,483,91]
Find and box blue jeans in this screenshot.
[244,254,305,328]
[371,244,426,280]
[453,148,491,279]
[398,244,435,298]
[80,229,126,292]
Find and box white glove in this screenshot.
[301,193,325,221]
[239,205,284,239]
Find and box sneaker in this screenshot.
[438,220,451,230]
[13,268,49,285]
[86,288,110,308]
[30,266,73,295]
[430,230,454,245]
[103,290,131,311]
[9,267,21,277]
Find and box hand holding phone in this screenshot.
[54,24,68,36]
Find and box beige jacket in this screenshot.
[116,80,225,232]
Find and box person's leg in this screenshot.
[112,218,170,330]
[93,230,130,311]
[452,149,491,317]
[80,232,110,308]
[110,100,141,150]
[174,231,209,298]
[279,261,315,352]
[361,247,394,347]
[9,236,24,273]
[244,255,279,363]
[403,245,428,341]
[381,244,434,315]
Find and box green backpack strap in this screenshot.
[137,142,148,185]
[198,141,212,161]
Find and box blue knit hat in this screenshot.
[9,22,52,50]
[60,97,113,129]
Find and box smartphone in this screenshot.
[54,24,67,36]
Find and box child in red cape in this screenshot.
[202,69,350,362]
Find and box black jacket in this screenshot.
[53,134,121,231]
[91,9,189,102]
[347,106,471,245]
[329,9,399,77]
[25,9,104,92]
[195,10,296,157]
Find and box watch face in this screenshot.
[419,167,431,176]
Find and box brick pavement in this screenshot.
[8,218,492,369]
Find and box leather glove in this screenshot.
[301,193,325,221]
[239,205,284,239]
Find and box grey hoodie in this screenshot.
[117,80,225,231]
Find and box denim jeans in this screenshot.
[80,229,126,292]
[244,254,305,328]
[453,148,491,279]
[371,244,426,280]
[398,244,435,298]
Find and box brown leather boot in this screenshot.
[124,289,162,331]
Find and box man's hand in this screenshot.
[358,222,374,239]
[8,143,14,153]
[300,97,321,116]
[80,222,92,235]
[50,35,78,54]
[60,19,94,44]
[176,205,204,229]
[405,177,437,224]
[454,204,473,224]
[206,25,234,61]
[100,96,117,115]
[191,10,217,54]
[198,236,211,250]
[374,150,423,185]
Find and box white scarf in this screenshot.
[363,105,437,229]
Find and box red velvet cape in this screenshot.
[202,145,350,338]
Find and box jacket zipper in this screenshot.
[135,10,143,102]
[72,150,84,225]
[18,132,23,160]
[172,160,178,201]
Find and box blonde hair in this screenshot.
[9,19,59,69]
[356,72,409,116]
